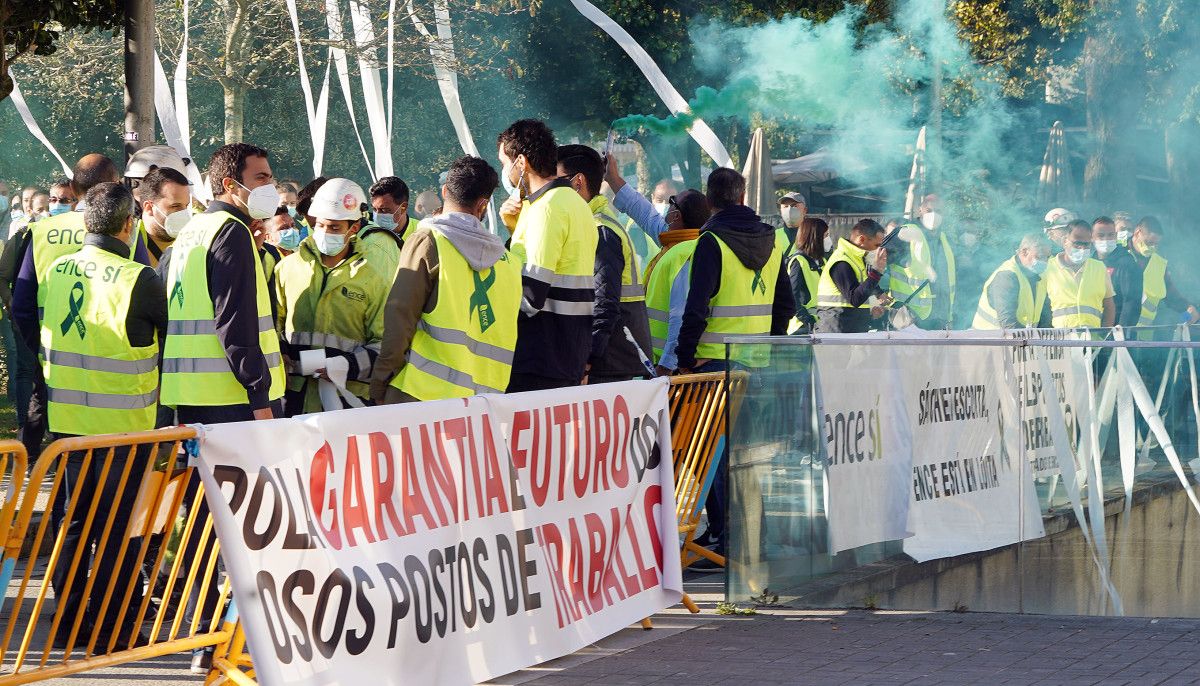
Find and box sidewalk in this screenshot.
[33,574,1200,685]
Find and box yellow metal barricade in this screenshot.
[0,427,237,685]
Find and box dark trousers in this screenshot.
[20,371,47,462]
[507,372,578,393]
[694,359,730,547]
[0,317,33,426]
[51,441,150,644]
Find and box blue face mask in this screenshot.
[375,213,397,232]
[277,227,301,251]
[48,203,71,216]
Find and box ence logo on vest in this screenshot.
[340,285,366,302]
[46,226,85,246]
[60,281,87,338]
[751,268,766,295]
[471,268,497,332]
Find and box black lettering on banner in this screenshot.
[212,464,248,516]
[244,466,283,551]
[473,537,495,624]
[429,547,449,638]
[378,562,411,649]
[495,533,520,617]
[404,554,434,643]
[256,570,292,664]
[516,527,542,611]
[281,570,315,661]
[313,568,351,659]
[347,567,375,655]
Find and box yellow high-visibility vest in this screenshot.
[972,256,1046,329]
[41,244,159,435]
[391,228,522,400]
[590,196,645,303]
[889,225,956,320]
[693,233,783,368]
[787,252,820,333]
[1138,252,1167,327]
[1044,257,1107,328]
[644,240,697,361]
[816,238,871,310]
[161,211,285,407]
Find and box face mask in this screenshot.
[500,163,517,196]
[823,234,833,252]
[921,211,941,230]
[781,206,804,228]
[1116,229,1130,243]
[866,248,884,271]
[1068,247,1092,265]
[154,206,191,239]
[1136,239,1157,256]
[277,227,301,251]
[10,209,24,222]
[375,213,397,232]
[48,203,71,217]
[234,180,279,220]
[653,202,670,218]
[1028,258,1048,275]
[1094,239,1116,256]
[313,229,346,257]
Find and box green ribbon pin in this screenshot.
[60,281,87,338]
[751,268,766,295]
[170,280,184,309]
[470,268,496,332]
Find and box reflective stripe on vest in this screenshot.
[392,229,521,400]
[510,186,598,319]
[643,239,697,360]
[816,238,871,309]
[41,244,159,435]
[972,256,1046,330]
[694,233,783,367]
[161,211,285,407]
[1044,257,1107,329]
[1138,252,1167,327]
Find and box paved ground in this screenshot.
[22,573,1200,685]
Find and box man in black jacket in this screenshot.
[1094,216,1142,328]
[675,168,795,374]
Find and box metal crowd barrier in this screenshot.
[0,427,239,685]
[0,376,744,683]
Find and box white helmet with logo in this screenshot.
[309,178,367,221]
[1043,207,1076,230]
[125,145,191,180]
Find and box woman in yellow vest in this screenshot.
[1043,220,1115,329]
[275,178,389,415]
[787,217,830,333]
[370,156,522,403]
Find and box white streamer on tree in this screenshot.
[348,0,395,178]
[151,51,206,194]
[566,0,733,169]
[326,0,377,179]
[287,0,333,177]
[8,71,73,178]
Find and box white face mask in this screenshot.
[1116,229,1131,243]
[1094,239,1116,256]
[823,234,833,252]
[921,211,942,230]
[313,229,347,257]
[1068,246,1092,265]
[781,205,805,228]
[153,205,191,239]
[653,202,670,218]
[235,180,280,220]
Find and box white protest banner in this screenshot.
[813,343,913,553]
[1006,328,1090,478]
[196,379,681,686]
[898,344,1044,562]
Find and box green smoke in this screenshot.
[612,78,768,135]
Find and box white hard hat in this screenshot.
[310,178,367,221]
[1043,207,1076,230]
[125,145,191,180]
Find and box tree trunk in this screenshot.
[1165,122,1200,231]
[223,82,245,143]
[680,138,701,189]
[1082,26,1142,210]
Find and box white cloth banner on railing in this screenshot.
[407,0,501,236]
[8,71,72,178]
[287,0,332,177]
[566,0,733,169]
[347,0,394,178]
[196,379,681,686]
[326,0,376,180]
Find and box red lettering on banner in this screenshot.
[624,503,659,590]
[598,507,629,606]
[459,417,486,521]
[611,397,631,488]
[530,408,551,506]
[367,432,407,540]
[536,523,578,629]
[421,422,456,527]
[583,512,609,609]
[566,517,593,617]
[309,441,342,550]
[480,415,509,517]
[340,438,376,546]
[554,404,572,502]
[574,402,591,500]
[399,427,438,534]
[642,485,664,572]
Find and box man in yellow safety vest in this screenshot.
[1043,220,1115,329]
[1127,216,1199,337]
[371,156,522,403]
[972,233,1052,329]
